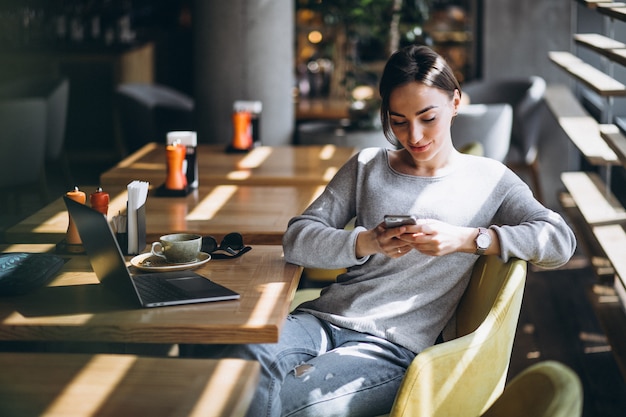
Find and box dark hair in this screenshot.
[379,45,461,146]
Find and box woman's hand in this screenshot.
[397,219,484,256]
[356,219,497,258]
[355,222,425,258]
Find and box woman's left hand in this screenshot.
[396,219,477,256]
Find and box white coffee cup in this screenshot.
[151,233,202,264]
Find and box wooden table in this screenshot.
[0,244,301,345]
[3,185,323,245]
[0,352,258,417]
[99,143,357,187]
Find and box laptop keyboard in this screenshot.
[132,275,190,304]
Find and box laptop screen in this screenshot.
[63,196,139,304]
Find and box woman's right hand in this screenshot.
[355,223,414,258]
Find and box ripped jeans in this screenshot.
[196,312,416,417]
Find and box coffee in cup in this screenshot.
[151,233,202,264]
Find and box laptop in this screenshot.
[63,196,240,308]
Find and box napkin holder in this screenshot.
[125,202,146,255]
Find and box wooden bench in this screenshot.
[0,352,260,417]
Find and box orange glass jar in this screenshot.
[231,111,253,151]
[165,142,188,190]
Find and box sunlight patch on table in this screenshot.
[118,143,159,167]
[247,282,290,325]
[307,186,326,206]
[32,209,66,233]
[2,243,56,252]
[3,311,95,325]
[323,167,338,182]
[237,146,272,169]
[226,170,252,180]
[187,185,238,220]
[108,192,130,216]
[319,144,337,160]
[131,162,165,170]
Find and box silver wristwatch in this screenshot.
[475,227,491,255]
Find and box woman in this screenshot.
[218,45,576,417]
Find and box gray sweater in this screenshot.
[282,147,576,354]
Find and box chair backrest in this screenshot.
[452,103,513,162]
[0,98,47,187]
[481,360,583,417]
[44,77,70,161]
[461,77,546,164]
[0,75,70,161]
[388,255,527,417]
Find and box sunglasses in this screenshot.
[202,232,252,259]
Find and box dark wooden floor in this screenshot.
[509,256,626,417]
[2,162,626,416]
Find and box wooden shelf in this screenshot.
[560,2,626,379]
[563,189,626,379]
[543,85,619,165]
[574,33,626,52]
[574,33,626,67]
[561,171,626,225]
[592,224,626,365]
[594,224,626,279]
[549,51,626,96]
[601,123,626,163]
[596,4,626,20]
[598,1,626,6]
[576,0,618,8]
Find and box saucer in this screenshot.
[130,252,211,272]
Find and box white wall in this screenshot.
[482,0,572,83]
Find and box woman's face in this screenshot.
[388,81,460,167]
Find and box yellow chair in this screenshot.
[377,255,527,417]
[458,141,485,157]
[481,360,583,417]
[290,256,527,417]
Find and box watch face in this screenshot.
[477,233,490,248]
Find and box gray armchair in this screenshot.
[0,75,71,189]
[461,76,547,201]
[452,103,513,162]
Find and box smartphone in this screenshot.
[384,214,417,228]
